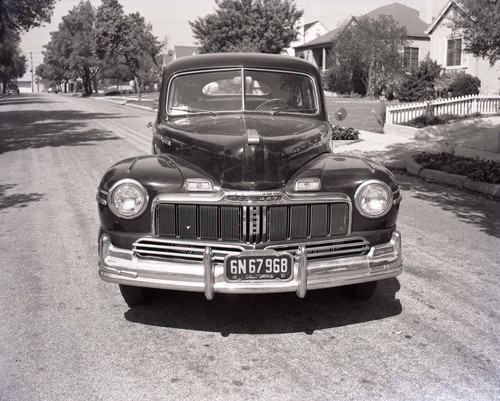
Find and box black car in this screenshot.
[8,84,20,95]
[97,53,402,306]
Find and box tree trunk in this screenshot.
[84,68,93,96]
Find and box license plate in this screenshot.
[225,251,293,281]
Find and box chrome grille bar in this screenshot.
[133,237,369,263]
[155,202,349,244]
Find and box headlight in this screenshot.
[108,179,148,219]
[294,178,321,191]
[355,180,392,218]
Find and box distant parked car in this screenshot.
[7,84,20,95]
[97,53,403,306]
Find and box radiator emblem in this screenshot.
[226,194,283,202]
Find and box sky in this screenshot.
[20,0,449,70]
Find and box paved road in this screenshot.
[1,93,499,401]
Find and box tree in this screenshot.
[449,0,500,65]
[42,1,100,95]
[95,0,127,60]
[36,62,67,91]
[328,16,408,97]
[121,12,164,91]
[0,0,56,40]
[190,0,303,54]
[0,29,27,93]
[95,1,164,92]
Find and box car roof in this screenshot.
[164,53,320,78]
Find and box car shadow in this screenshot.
[0,184,44,210]
[0,109,122,154]
[124,278,402,335]
[395,172,500,238]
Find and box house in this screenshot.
[425,0,500,94]
[284,19,329,57]
[294,3,430,72]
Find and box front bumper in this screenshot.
[98,232,402,299]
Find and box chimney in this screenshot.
[421,0,434,24]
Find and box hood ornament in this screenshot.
[247,129,260,145]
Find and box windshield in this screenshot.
[167,68,318,116]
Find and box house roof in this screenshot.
[295,2,429,51]
[364,3,429,37]
[295,19,353,50]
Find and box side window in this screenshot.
[403,47,419,70]
[447,38,462,67]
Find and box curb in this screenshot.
[93,96,157,112]
[126,102,157,113]
[405,156,500,200]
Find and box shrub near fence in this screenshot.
[386,95,500,125]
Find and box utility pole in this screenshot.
[30,52,34,93]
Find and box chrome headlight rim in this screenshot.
[107,179,149,220]
[354,179,392,219]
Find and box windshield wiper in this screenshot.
[271,108,317,115]
[169,107,217,116]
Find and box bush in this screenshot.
[331,125,360,140]
[323,65,366,95]
[397,57,441,102]
[404,113,447,128]
[104,90,122,96]
[448,73,481,97]
[435,73,481,98]
[415,152,500,184]
[323,66,352,94]
[403,112,483,128]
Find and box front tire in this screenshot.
[119,284,147,306]
[342,281,378,300]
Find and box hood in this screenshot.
[155,114,331,190]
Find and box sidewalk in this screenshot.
[333,116,500,168]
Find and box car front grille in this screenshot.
[133,237,369,263]
[155,202,349,244]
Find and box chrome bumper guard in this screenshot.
[98,232,403,299]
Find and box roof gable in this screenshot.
[425,1,467,35]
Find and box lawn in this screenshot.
[324,97,388,133]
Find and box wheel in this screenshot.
[119,284,147,306]
[341,281,378,300]
[255,98,287,111]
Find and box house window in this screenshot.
[317,52,324,70]
[316,29,321,38]
[403,47,419,69]
[447,38,462,66]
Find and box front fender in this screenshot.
[285,153,400,232]
[98,154,219,233]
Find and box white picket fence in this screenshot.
[385,95,500,125]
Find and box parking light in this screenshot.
[185,178,214,192]
[295,178,321,191]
